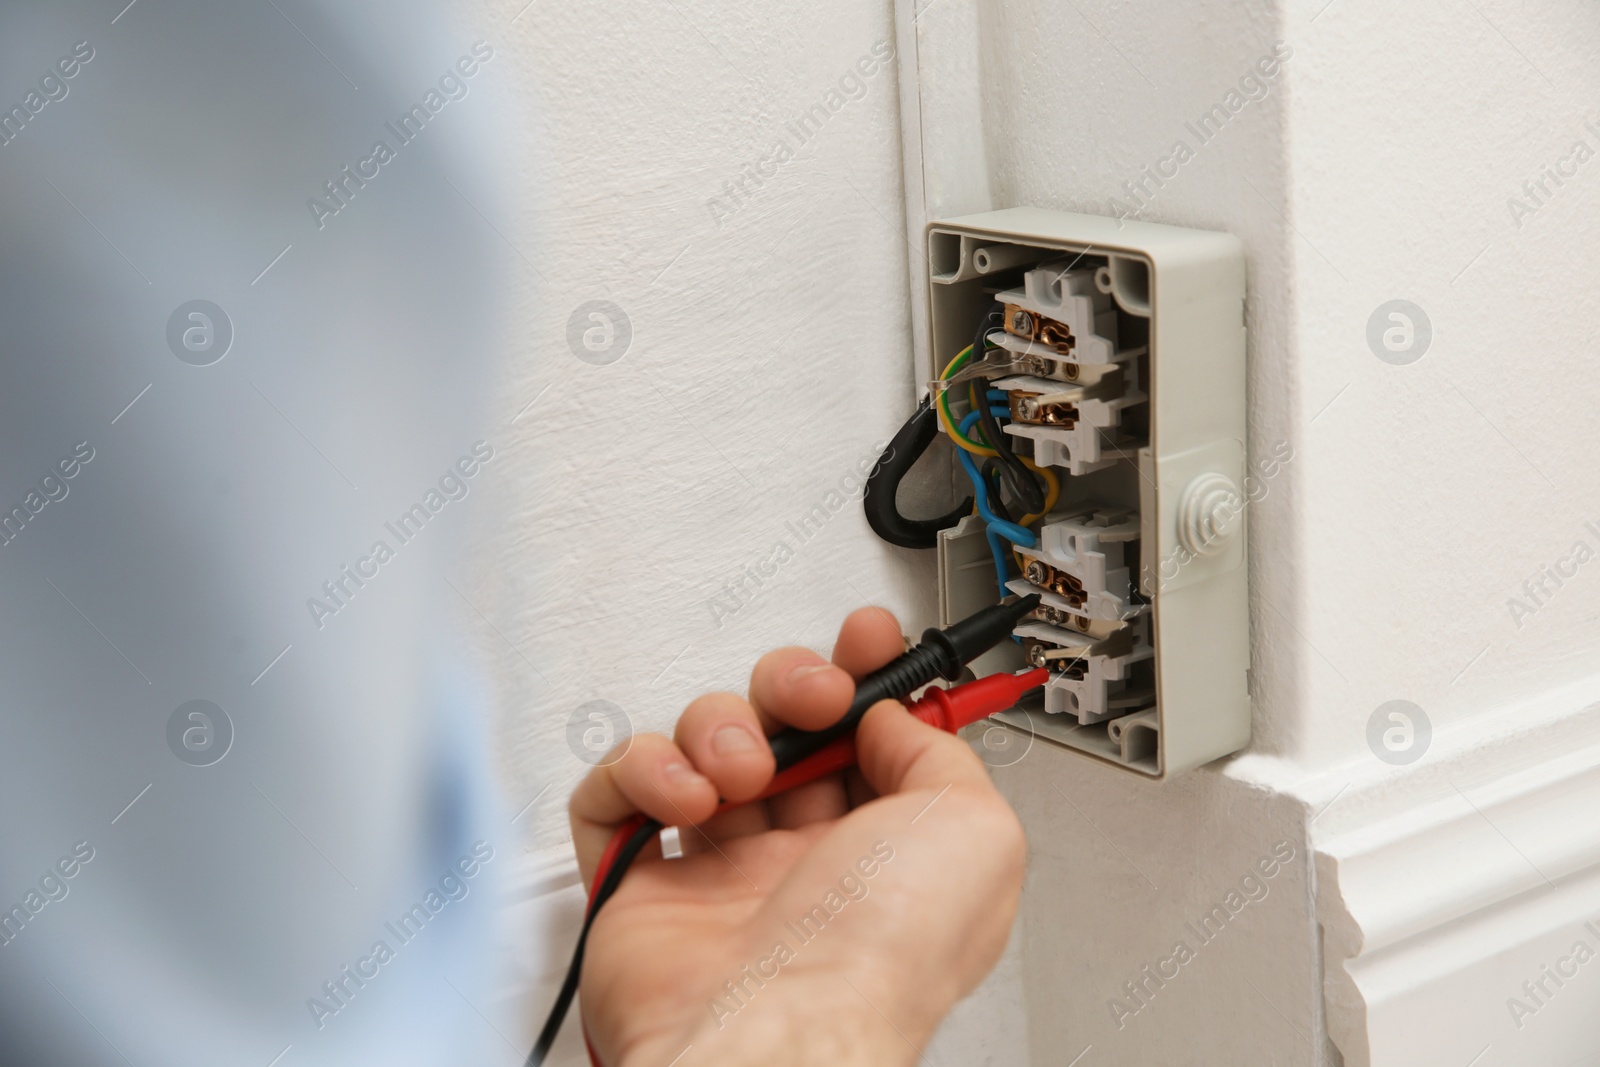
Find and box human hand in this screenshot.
[568,607,1028,1067]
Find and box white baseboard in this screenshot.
[500,845,589,1065]
[506,844,583,904]
[1307,698,1600,1067]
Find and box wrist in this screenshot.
[619,968,929,1067]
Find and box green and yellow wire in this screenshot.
[935,344,1059,526]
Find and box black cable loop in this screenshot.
[862,395,972,549]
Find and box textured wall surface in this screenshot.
[478,0,929,848]
[1285,3,1600,1065]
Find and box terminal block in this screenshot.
[964,259,1151,475]
[1013,613,1154,726]
[1011,505,1140,621]
[926,208,1248,778]
[996,368,1146,476]
[987,262,1119,366]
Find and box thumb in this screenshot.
[853,698,996,798]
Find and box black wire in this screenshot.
[862,395,972,549]
[527,818,661,1067]
[973,373,1045,516]
[981,459,1015,526]
[971,314,1045,515]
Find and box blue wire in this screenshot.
[985,527,1015,604]
[957,449,1037,545]
[958,406,1016,456]
[957,412,1036,542]
[956,451,1013,599]
[964,396,1035,628]
[955,408,1038,598]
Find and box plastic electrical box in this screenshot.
[926,208,1248,778]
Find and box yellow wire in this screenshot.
[1018,461,1059,527]
[936,346,995,456]
[939,354,1063,521]
[936,396,994,455]
[941,344,975,380]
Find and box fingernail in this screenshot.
[789,662,835,683]
[661,760,703,786]
[711,723,761,756]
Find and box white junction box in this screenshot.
[926,208,1248,778]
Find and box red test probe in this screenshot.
[717,666,1048,817]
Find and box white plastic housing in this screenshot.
[927,208,1248,778]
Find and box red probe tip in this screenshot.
[907,668,1049,733]
[716,668,1050,818]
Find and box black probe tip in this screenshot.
[768,595,1043,772]
[921,593,1041,681]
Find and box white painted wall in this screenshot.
[477,0,1600,1063]
[902,2,1329,1063]
[1265,0,1600,770]
[1285,4,1600,1064]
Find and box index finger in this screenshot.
[743,607,906,735]
[831,605,906,678]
